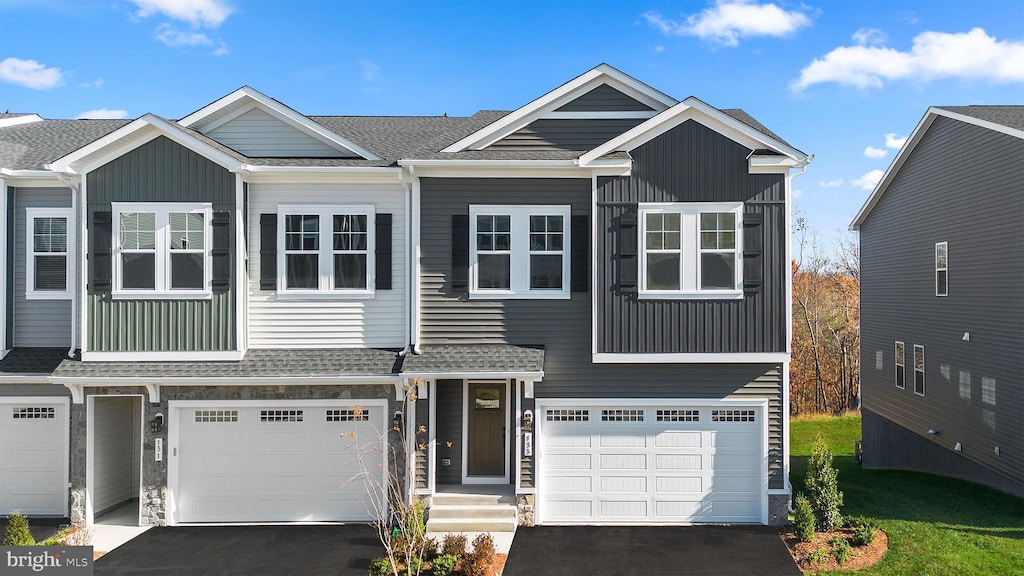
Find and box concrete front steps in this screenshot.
[425,488,517,534]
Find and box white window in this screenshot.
[895,341,905,389]
[913,345,925,396]
[958,369,971,400]
[277,205,374,296]
[112,202,211,299]
[25,207,73,300]
[469,205,570,299]
[981,377,996,406]
[935,242,948,296]
[639,203,742,298]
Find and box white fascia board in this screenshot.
[51,375,400,387]
[851,107,1024,231]
[399,159,593,179]
[580,97,807,167]
[242,165,404,184]
[749,156,800,169]
[48,115,245,174]
[592,353,789,364]
[441,64,678,153]
[0,375,57,384]
[179,86,382,161]
[400,371,543,380]
[0,170,68,187]
[0,114,43,128]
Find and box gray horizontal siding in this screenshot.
[554,84,655,112]
[489,119,645,151]
[597,119,787,353]
[859,115,1024,488]
[86,136,236,352]
[12,188,71,347]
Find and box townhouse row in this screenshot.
[0,64,810,527]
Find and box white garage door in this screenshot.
[539,404,763,524]
[171,401,387,523]
[0,399,68,516]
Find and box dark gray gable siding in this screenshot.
[419,177,785,488]
[86,135,236,352]
[488,119,645,151]
[596,119,787,354]
[859,115,1024,489]
[554,84,655,112]
[12,188,72,347]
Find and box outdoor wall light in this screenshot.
[393,411,404,433]
[927,429,938,435]
[151,412,165,434]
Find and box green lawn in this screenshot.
[790,413,1024,576]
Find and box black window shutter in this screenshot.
[617,209,638,291]
[743,211,764,293]
[570,214,589,293]
[211,211,231,292]
[451,214,470,293]
[259,213,277,291]
[375,213,393,290]
[91,211,112,293]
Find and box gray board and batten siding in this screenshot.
[86,135,236,352]
[10,188,72,347]
[419,175,785,488]
[596,119,788,354]
[859,115,1024,491]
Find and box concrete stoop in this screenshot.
[426,490,518,534]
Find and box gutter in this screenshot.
[56,173,80,359]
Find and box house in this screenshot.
[0,64,810,527]
[851,106,1023,497]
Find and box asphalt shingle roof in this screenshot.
[0,348,71,374]
[52,348,402,379]
[0,119,130,170]
[401,344,545,374]
[935,105,1024,132]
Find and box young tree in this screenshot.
[806,437,844,531]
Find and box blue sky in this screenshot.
[1,0,1022,250]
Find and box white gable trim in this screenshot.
[851,107,1024,230]
[580,97,808,167]
[441,64,677,153]
[178,86,382,161]
[0,114,43,128]
[47,115,244,174]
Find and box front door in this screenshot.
[467,382,505,477]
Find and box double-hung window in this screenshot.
[914,345,925,396]
[112,203,211,298]
[894,341,905,389]
[639,202,742,298]
[25,207,73,300]
[469,205,570,298]
[935,242,948,296]
[277,205,374,296]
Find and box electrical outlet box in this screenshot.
[441,458,451,467]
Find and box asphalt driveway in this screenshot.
[94,525,384,576]
[503,525,802,576]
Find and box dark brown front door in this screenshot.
[467,382,505,476]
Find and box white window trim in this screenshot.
[935,241,948,297]
[111,202,212,300]
[638,202,743,299]
[469,204,571,299]
[25,207,74,300]
[913,344,925,396]
[895,341,905,389]
[276,204,375,299]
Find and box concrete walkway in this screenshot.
[91,501,152,555]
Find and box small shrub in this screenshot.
[431,554,458,576]
[806,549,829,565]
[793,493,816,543]
[806,437,844,531]
[368,556,394,576]
[421,536,439,561]
[848,516,878,546]
[403,556,424,576]
[461,533,496,576]
[440,533,467,558]
[830,536,852,565]
[3,512,35,546]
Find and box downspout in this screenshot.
[397,169,412,358]
[0,176,6,357]
[409,167,422,355]
[57,173,80,358]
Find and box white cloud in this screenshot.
[864,146,888,159]
[794,27,1024,90]
[819,179,844,188]
[359,60,380,83]
[852,28,886,46]
[76,108,128,120]
[792,188,804,199]
[884,133,907,149]
[156,25,213,47]
[0,57,64,89]
[131,0,233,28]
[80,77,104,89]
[853,169,885,190]
[213,42,229,57]
[644,1,811,47]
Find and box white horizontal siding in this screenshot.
[247,183,407,348]
[206,108,346,157]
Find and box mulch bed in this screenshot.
[779,526,888,572]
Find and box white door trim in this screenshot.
[534,397,770,525]
[461,379,512,485]
[0,396,70,517]
[166,398,389,526]
[85,394,144,526]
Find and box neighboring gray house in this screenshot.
[0,64,810,528]
[851,106,1024,497]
